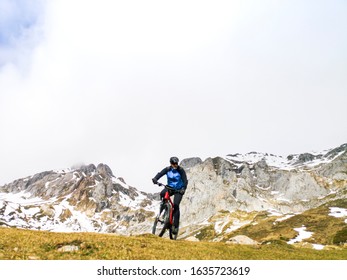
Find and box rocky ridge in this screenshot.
[0,163,157,234]
[178,143,347,244]
[0,144,346,246]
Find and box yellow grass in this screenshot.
[0,227,346,260]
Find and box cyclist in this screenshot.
[152,156,188,234]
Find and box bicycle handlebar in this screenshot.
[156,182,178,192]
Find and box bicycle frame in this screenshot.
[163,187,174,225]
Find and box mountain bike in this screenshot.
[152,183,178,240]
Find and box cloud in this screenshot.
[0,0,45,68]
[1,0,347,191]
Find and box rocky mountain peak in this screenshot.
[96,163,114,178]
[0,163,156,233]
[325,143,347,159]
[78,163,97,175]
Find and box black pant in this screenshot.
[160,188,183,228]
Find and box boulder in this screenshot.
[226,235,259,245]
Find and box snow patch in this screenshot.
[224,220,251,233]
[112,177,129,189]
[276,197,292,203]
[276,214,295,222]
[287,226,313,244]
[312,244,325,250]
[0,191,54,205]
[267,208,283,216]
[226,146,344,171]
[329,207,347,218]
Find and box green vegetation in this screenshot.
[0,227,346,260]
[194,225,216,240]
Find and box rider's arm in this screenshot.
[153,167,170,183]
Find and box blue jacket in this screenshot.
[154,166,188,190]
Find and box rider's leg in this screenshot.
[159,188,168,213]
[173,193,183,229]
[160,188,167,199]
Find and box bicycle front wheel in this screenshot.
[152,202,171,237]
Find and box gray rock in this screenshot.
[180,157,202,169]
[57,245,79,252]
[97,163,114,177]
[324,143,347,159]
[297,153,316,163]
[79,164,96,175]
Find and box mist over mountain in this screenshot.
[1,143,346,248]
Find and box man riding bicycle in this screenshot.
[152,156,188,234]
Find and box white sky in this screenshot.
[0,0,346,192]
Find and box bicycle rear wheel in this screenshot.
[152,202,171,237]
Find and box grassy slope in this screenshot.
[0,227,346,260]
[222,199,347,246]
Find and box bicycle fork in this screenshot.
[156,202,165,224]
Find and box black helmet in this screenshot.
[170,156,179,164]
